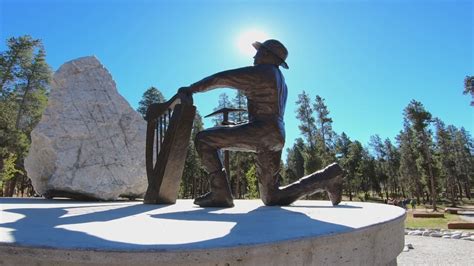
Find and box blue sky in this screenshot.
[1,0,473,157]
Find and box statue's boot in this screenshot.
[194,170,234,208]
[278,163,344,206]
[322,172,343,206]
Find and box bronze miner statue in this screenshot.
[177,39,344,208]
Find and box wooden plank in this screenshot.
[144,103,195,204]
[144,93,195,204]
[413,212,445,218]
[447,222,474,229]
[155,103,195,203]
[144,118,159,203]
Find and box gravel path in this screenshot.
[398,235,474,266]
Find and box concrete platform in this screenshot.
[0,198,406,265]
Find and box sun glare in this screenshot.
[236,29,269,56]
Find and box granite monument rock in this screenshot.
[25,56,147,200]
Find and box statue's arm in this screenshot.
[188,66,258,94]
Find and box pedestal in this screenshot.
[0,198,405,265]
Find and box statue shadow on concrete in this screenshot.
[1,198,360,250]
[0,199,162,250]
[148,204,361,250]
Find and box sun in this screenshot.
[236,29,269,56]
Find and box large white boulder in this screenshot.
[25,56,147,200]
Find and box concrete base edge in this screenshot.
[0,214,404,266]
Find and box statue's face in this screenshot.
[253,48,266,66]
[253,47,280,67]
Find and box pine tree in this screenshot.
[295,91,320,173]
[451,127,473,199]
[397,125,423,203]
[14,44,50,129]
[244,165,259,199]
[180,112,211,199]
[344,140,363,201]
[384,138,401,197]
[285,138,305,184]
[231,90,248,123]
[229,91,249,198]
[358,147,377,200]
[368,135,401,199]
[0,153,22,196]
[313,95,336,166]
[313,95,333,146]
[137,86,165,118]
[335,132,352,161]
[463,75,474,106]
[230,152,255,198]
[210,92,233,125]
[296,91,317,149]
[434,118,458,206]
[0,36,40,93]
[0,36,51,196]
[369,135,389,199]
[404,100,438,210]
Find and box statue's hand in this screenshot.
[145,103,160,121]
[177,86,193,105]
[178,86,192,95]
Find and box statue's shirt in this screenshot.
[190,64,287,151]
[191,64,288,124]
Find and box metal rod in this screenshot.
[156,119,160,157]
[168,108,172,125]
[160,116,164,145]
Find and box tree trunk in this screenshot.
[0,155,3,192]
[422,132,437,211]
[456,180,464,200]
[449,177,457,207]
[415,184,421,204]
[428,168,437,210]
[465,182,471,199]
[18,176,25,197]
[3,177,17,197]
[192,175,196,199]
[183,179,188,198]
[15,79,32,130]
[27,181,35,196]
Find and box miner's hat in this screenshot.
[252,39,289,69]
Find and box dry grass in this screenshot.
[405,209,473,230]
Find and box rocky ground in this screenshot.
[398,207,474,266]
[405,228,474,240]
[398,235,474,266]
